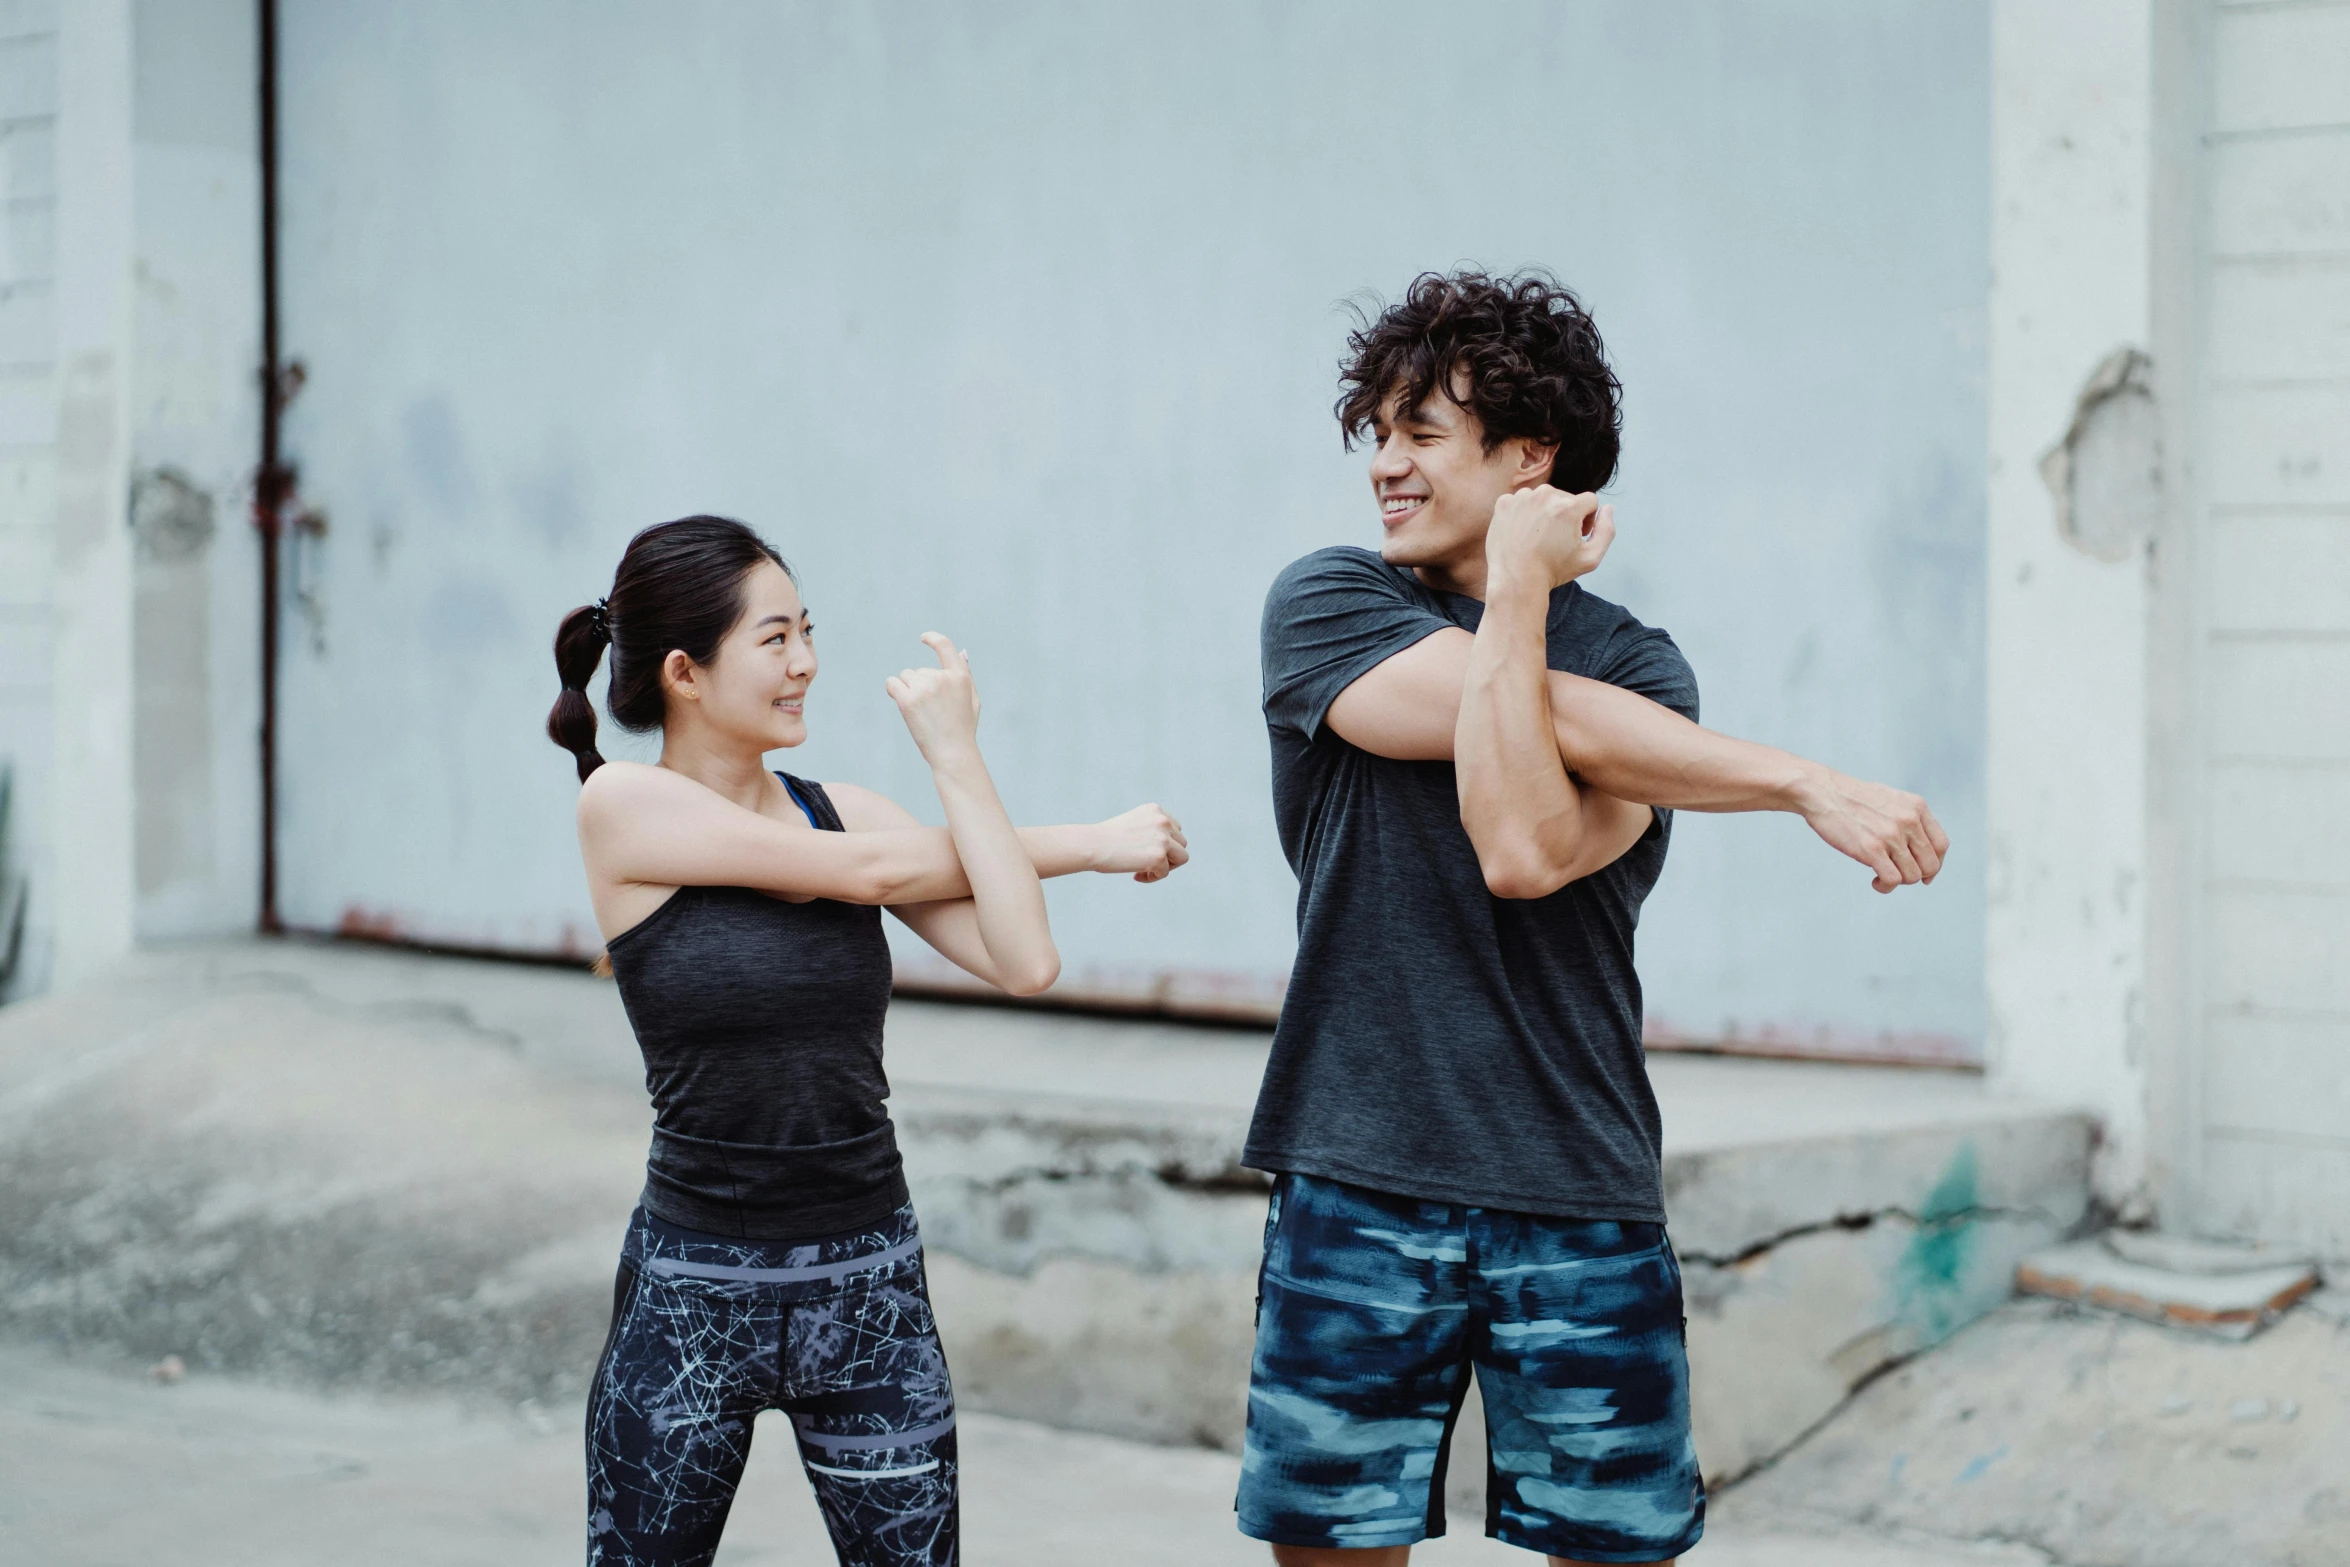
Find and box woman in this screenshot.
[548,515,1185,1567]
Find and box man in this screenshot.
[1238,270,1946,1566]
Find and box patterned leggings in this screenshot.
[586,1204,957,1566]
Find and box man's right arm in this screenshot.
[1323,630,1949,893]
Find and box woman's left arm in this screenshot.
[824,783,1018,988]
[878,635,1058,995]
[830,784,1189,992]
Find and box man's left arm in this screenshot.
[1344,489,1948,895]
[1454,489,1655,899]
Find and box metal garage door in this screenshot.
[272,0,1991,1053]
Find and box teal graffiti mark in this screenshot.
[1895,1143,1981,1345]
[1955,1444,2009,1484]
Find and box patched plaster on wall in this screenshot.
[2040,346,2161,563]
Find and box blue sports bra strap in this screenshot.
[776,771,822,831]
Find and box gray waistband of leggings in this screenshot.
[644,1234,921,1285]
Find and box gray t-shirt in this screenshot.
[1247,545,1700,1221]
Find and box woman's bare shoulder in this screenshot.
[576,760,681,825]
[820,780,922,831]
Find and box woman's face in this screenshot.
[667,560,818,751]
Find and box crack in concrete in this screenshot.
[924,1158,1266,1199]
[1707,1318,2085,1567]
[1155,1162,1272,1194]
[1677,1202,2069,1269]
[1969,1526,2069,1566]
[1710,1346,1918,1492]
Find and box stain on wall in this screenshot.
[130,467,216,897]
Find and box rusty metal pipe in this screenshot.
[253,0,284,933]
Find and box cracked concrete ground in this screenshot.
[0,1341,2045,1567]
[6,941,2244,1563]
[1717,1296,2350,1567]
[0,940,2090,1473]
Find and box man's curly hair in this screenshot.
[1335,269,1622,494]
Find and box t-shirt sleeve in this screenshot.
[1591,625,1700,849]
[1260,548,1454,739]
[1594,626,1700,724]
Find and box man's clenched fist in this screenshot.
[1485,485,1615,594]
[1794,767,1950,893]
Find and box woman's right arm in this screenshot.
[576,762,1185,905]
[579,762,971,907]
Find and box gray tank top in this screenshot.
[605,773,906,1238]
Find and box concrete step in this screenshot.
[0,938,2091,1488]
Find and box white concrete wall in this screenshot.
[1988,0,2350,1254]
[0,0,66,1001]
[2189,0,2350,1254]
[0,0,259,1003]
[270,0,1992,1055]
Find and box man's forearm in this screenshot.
[1545,671,1823,814]
[1458,582,1591,896]
[1325,627,1945,890]
[1331,628,1820,816]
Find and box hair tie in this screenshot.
[588,598,610,638]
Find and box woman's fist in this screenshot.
[885,633,981,762]
[1093,802,1190,883]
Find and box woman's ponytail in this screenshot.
[548,599,611,782]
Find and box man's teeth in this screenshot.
[1383,497,1423,514]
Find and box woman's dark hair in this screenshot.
[547,514,791,782]
[1334,268,1622,493]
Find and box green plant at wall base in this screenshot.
[1895,1143,1983,1345]
[0,761,23,993]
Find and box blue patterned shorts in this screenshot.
[1237,1174,1704,1561]
[586,1204,956,1566]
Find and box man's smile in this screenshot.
[1380,493,1428,527]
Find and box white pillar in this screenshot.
[1985,0,2166,1209]
[127,0,262,939]
[47,0,136,984]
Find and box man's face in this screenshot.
[1366,377,1547,585]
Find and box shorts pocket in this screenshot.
[1254,1177,1288,1327]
